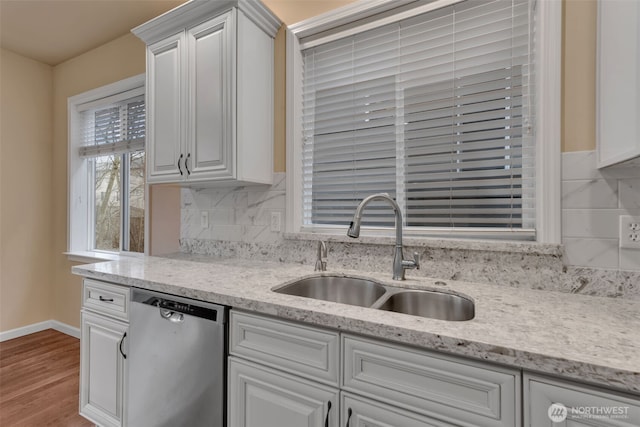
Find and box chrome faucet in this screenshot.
[347,193,419,280]
[315,241,327,271]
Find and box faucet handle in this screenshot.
[315,241,328,271]
[402,252,420,270]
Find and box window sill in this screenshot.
[283,232,562,256]
[65,251,128,263]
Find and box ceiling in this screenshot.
[0,0,358,66]
[0,0,188,66]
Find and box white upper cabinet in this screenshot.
[597,0,640,168]
[133,0,280,185]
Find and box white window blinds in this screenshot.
[301,0,535,236]
[77,87,145,158]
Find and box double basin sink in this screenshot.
[272,275,474,321]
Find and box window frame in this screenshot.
[286,0,561,243]
[67,74,147,261]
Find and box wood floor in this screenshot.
[0,329,92,427]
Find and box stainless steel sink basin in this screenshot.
[273,275,475,321]
[375,290,475,321]
[273,276,386,307]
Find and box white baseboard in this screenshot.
[51,320,81,339]
[0,320,80,342]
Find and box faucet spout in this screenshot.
[347,193,419,280]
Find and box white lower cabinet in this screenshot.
[80,311,128,427]
[342,334,520,427]
[524,373,640,426]
[228,357,338,427]
[228,310,520,427]
[228,311,339,427]
[79,279,129,427]
[341,393,457,427]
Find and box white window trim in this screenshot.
[67,74,147,261]
[286,0,562,244]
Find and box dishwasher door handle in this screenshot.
[159,307,185,323]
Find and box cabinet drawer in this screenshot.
[229,311,339,386]
[525,373,640,426]
[342,392,457,427]
[82,279,130,321]
[342,334,520,427]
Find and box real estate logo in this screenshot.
[548,403,568,422]
[547,403,631,422]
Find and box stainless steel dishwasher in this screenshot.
[128,288,228,427]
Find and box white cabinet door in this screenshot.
[342,393,457,427]
[597,0,640,168]
[525,374,640,427]
[186,11,235,181]
[228,357,338,427]
[147,32,184,182]
[80,311,128,427]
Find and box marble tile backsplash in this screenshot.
[179,157,640,299]
[181,173,285,243]
[562,151,640,271]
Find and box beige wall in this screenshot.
[149,186,181,256]
[51,33,148,328]
[264,0,357,25]
[0,49,53,331]
[563,0,597,153]
[273,26,287,172]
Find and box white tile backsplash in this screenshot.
[561,150,640,180]
[178,154,640,294]
[618,178,640,210]
[562,151,640,270]
[561,179,619,209]
[620,248,640,271]
[563,238,620,269]
[562,208,640,240]
[562,150,600,180]
[562,209,621,239]
[181,173,286,244]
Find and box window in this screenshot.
[287,0,561,242]
[68,75,146,258]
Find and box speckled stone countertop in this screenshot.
[72,256,640,395]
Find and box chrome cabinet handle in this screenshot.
[98,296,114,302]
[324,401,332,427]
[119,332,127,359]
[345,408,352,427]
[178,154,184,176]
[185,153,191,175]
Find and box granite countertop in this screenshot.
[72,255,640,395]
